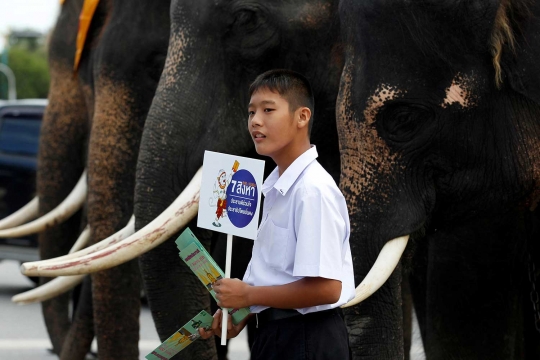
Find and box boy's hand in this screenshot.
[213,278,251,308]
[198,309,253,340]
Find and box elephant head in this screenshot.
[338,0,540,358]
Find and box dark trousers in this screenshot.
[251,309,350,360]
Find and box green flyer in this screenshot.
[145,310,213,360]
[176,228,251,325]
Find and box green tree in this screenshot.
[0,35,50,100]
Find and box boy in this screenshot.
[199,69,355,359]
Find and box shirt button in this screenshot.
[279,189,284,194]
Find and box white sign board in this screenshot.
[197,151,265,240]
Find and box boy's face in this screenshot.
[247,89,305,161]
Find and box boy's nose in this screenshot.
[250,115,263,127]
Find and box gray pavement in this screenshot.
[0,260,249,360]
[0,259,423,359]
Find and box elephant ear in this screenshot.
[501,0,540,106]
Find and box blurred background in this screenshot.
[0,0,59,100]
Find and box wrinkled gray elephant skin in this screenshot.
[338,0,540,359]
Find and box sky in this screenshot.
[0,0,60,51]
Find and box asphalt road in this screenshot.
[0,259,424,360]
[0,260,250,360]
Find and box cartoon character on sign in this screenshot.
[209,160,239,227]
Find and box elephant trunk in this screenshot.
[132,17,246,358]
[59,276,94,360]
[38,57,88,355]
[337,59,422,357]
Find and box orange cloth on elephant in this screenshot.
[216,198,227,219]
[74,0,100,72]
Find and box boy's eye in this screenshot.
[264,108,274,112]
[248,110,255,116]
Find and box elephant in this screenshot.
[33,0,171,358]
[15,0,344,359]
[134,0,343,357]
[337,0,540,358]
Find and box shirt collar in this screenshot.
[261,145,318,197]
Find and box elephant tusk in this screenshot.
[0,171,87,238]
[341,235,409,308]
[11,274,86,305]
[68,225,92,254]
[11,226,91,305]
[33,216,135,266]
[11,274,85,305]
[44,224,91,259]
[20,168,202,277]
[0,197,39,230]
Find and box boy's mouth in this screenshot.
[252,131,266,139]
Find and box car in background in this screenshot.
[0,98,47,266]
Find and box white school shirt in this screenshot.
[243,146,355,315]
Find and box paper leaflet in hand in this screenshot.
[175,227,251,325]
[145,310,213,360]
[144,227,251,359]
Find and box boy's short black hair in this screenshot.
[249,69,315,135]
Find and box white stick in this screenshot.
[221,233,233,346]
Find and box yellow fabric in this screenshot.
[74,0,100,72]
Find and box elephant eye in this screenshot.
[232,10,261,33]
[378,103,433,143]
[225,6,277,61]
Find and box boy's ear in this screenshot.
[296,107,311,130]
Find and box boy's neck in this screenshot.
[274,140,311,176]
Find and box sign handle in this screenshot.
[221,233,233,345]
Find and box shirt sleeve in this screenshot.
[292,185,349,281]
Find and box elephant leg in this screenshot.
[60,275,94,360]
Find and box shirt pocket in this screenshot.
[260,220,290,271]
